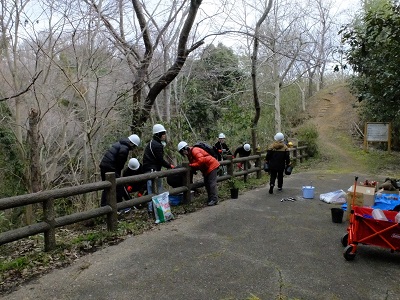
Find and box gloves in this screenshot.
[189,166,197,175]
[127,186,133,193]
[170,164,175,169]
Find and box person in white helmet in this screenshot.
[177,141,220,206]
[142,124,174,173]
[233,143,252,170]
[120,158,147,210]
[214,133,232,161]
[122,158,146,194]
[142,124,175,214]
[265,132,291,194]
[99,134,141,207]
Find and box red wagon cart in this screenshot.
[341,177,400,261]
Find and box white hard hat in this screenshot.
[243,143,251,151]
[128,158,140,170]
[218,133,226,139]
[177,141,188,152]
[274,132,284,142]
[128,134,140,146]
[153,124,166,134]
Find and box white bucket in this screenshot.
[302,186,315,199]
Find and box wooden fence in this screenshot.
[0,146,308,251]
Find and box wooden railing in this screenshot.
[0,147,307,251]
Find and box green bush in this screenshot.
[296,124,319,157]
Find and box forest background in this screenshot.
[1,0,398,226]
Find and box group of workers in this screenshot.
[99,124,291,215]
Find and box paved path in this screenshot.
[3,172,400,300]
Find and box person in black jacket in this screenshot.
[233,143,251,170]
[122,158,146,195]
[142,124,174,213]
[214,132,232,161]
[99,134,140,206]
[265,132,290,194]
[214,132,232,176]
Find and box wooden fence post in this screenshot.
[256,151,262,179]
[293,148,298,163]
[182,162,191,204]
[227,158,234,178]
[243,158,248,182]
[152,177,159,195]
[105,172,118,231]
[299,148,304,163]
[43,197,56,251]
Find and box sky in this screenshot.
[19,0,363,61]
[196,0,362,51]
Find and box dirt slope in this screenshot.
[304,83,366,173]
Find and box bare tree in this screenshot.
[84,0,205,134]
[251,0,274,150]
[256,0,311,132]
[292,0,343,98]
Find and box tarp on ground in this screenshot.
[342,193,400,211]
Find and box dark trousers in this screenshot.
[204,168,218,203]
[100,168,129,207]
[269,169,284,189]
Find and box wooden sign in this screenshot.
[364,122,391,152]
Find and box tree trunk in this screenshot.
[296,82,306,112]
[137,0,204,127]
[274,79,282,133]
[27,108,41,224]
[251,0,273,151]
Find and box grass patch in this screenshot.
[296,132,400,177]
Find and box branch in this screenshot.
[0,71,43,102]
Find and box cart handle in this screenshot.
[351,176,359,215]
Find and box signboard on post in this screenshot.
[364,122,391,152]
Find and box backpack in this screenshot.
[193,142,219,160]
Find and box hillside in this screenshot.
[303,83,400,177]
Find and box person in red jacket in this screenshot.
[177,141,220,206]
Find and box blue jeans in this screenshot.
[147,178,163,212]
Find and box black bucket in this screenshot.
[230,188,239,199]
[285,165,293,175]
[331,208,344,223]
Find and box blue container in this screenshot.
[302,186,315,199]
[169,194,183,206]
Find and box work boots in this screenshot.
[269,184,274,194]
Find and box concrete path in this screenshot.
[3,172,400,300]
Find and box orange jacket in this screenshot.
[188,147,220,175]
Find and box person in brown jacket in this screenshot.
[177,141,220,206]
[265,132,291,194]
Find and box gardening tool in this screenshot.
[280,197,297,202]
